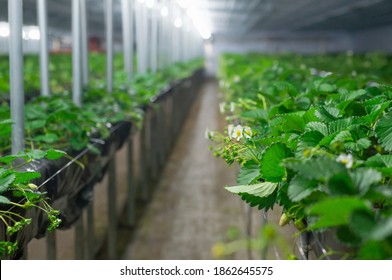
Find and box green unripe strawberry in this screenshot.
[279,212,290,226]
[294,219,306,231]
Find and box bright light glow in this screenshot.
[174,17,183,28]
[198,27,211,40]
[160,6,169,17]
[146,0,154,9]
[23,26,40,40]
[186,8,212,40]
[176,0,191,9]
[0,22,9,37]
[137,0,145,3]
[28,29,40,40]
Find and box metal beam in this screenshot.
[37,0,50,97]
[9,0,25,154]
[72,0,82,106]
[106,0,114,93]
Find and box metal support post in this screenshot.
[150,109,158,181]
[74,216,84,259]
[46,231,56,260]
[108,158,117,259]
[81,0,89,86]
[150,3,158,72]
[9,0,24,154]
[37,0,50,97]
[122,0,134,81]
[140,113,149,201]
[126,136,136,226]
[86,203,95,259]
[72,0,82,106]
[300,232,311,260]
[106,0,114,93]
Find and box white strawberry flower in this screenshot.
[243,126,253,139]
[336,153,354,169]
[231,125,243,141]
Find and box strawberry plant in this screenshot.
[210,53,392,259]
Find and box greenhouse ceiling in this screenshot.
[1,0,392,39]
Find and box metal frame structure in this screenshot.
[3,0,204,260]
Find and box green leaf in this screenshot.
[307,197,370,230]
[350,168,382,195]
[288,175,318,202]
[319,83,336,93]
[369,216,392,241]
[285,157,345,181]
[328,118,353,134]
[305,122,328,136]
[315,106,340,122]
[366,154,392,168]
[260,143,291,182]
[281,114,305,133]
[226,182,278,198]
[345,138,372,152]
[375,112,392,151]
[330,130,353,145]
[34,133,60,144]
[357,241,390,260]
[0,173,16,193]
[0,195,11,204]
[237,160,261,185]
[336,226,362,247]
[241,109,268,122]
[296,131,325,158]
[226,182,278,211]
[0,155,23,165]
[45,148,66,160]
[26,149,47,160]
[349,210,376,240]
[25,119,46,130]
[13,171,41,184]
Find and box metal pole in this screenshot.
[9,0,24,155]
[122,0,134,81]
[142,3,148,72]
[74,216,84,259]
[126,136,136,226]
[46,231,57,260]
[150,2,158,72]
[106,0,114,93]
[81,0,89,86]
[37,0,50,97]
[72,0,82,106]
[86,203,95,259]
[108,159,117,259]
[135,1,143,73]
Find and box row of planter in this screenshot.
[209,52,392,260]
[0,54,204,259]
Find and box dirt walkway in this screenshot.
[121,79,253,260]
